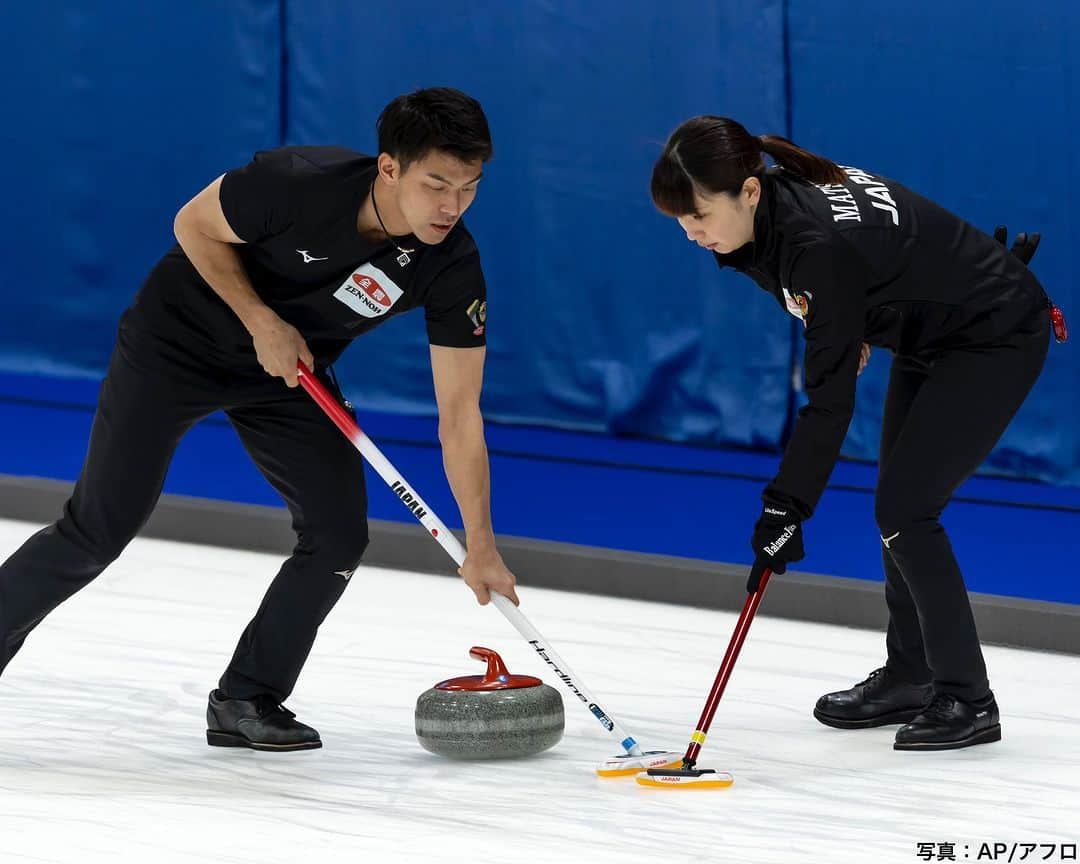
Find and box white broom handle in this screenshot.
[487,593,643,756]
[297,363,644,756]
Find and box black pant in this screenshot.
[0,316,368,703]
[877,306,1050,701]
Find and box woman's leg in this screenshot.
[875,321,1049,702]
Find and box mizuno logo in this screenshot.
[881,531,900,549]
[334,568,355,581]
[297,249,329,263]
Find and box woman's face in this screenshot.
[676,177,760,255]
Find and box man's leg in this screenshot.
[218,375,369,705]
[0,324,214,674]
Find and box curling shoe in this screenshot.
[893,692,1001,751]
[814,666,933,729]
[206,689,322,752]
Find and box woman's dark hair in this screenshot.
[651,115,847,216]
[377,87,493,171]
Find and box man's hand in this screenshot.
[459,547,519,606]
[248,310,314,387]
[994,225,1041,266]
[430,344,514,606]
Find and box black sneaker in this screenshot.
[814,667,933,729]
[893,692,1001,751]
[206,689,322,752]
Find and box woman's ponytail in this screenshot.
[651,117,848,216]
[757,134,847,185]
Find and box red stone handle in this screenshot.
[469,647,510,684]
[435,647,542,691]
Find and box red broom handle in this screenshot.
[683,569,771,768]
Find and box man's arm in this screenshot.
[429,343,518,606]
[173,175,312,386]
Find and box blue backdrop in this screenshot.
[0,1,1075,484]
[0,1,282,374]
[286,0,791,449]
[788,0,1079,484]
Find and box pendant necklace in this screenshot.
[370,179,415,267]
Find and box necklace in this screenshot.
[370,179,415,266]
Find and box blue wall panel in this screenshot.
[0,1,1074,490]
[788,0,1079,484]
[286,1,793,449]
[0,3,282,376]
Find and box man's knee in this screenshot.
[300,520,370,572]
[331,529,370,572]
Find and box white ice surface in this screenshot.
[0,518,1077,864]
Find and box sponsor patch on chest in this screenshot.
[333,263,404,318]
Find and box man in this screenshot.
[0,87,518,751]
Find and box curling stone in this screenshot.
[415,647,563,760]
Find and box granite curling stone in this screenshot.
[415,646,564,760]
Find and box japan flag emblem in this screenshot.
[782,288,812,325]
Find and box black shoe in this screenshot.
[206,689,322,752]
[814,667,933,729]
[893,692,1001,751]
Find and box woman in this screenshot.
[651,116,1065,751]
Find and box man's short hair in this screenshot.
[377,87,493,172]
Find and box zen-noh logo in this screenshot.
[334,263,404,318]
[353,274,391,307]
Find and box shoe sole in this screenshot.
[813,706,926,729]
[206,730,323,752]
[893,724,1002,752]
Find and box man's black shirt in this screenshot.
[130,146,488,367]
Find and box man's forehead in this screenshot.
[413,150,484,182]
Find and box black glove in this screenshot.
[994,225,1041,266]
[747,503,804,592]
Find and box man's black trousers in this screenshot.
[0,316,368,703]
